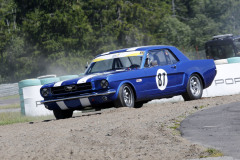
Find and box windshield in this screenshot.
[86,56,143,74]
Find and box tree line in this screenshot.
[0,0,240,83]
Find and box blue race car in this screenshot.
[40,46,216,119]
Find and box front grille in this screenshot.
[51,82,92,95]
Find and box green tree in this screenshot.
[1,0,240,83]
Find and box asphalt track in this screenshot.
[0,97,19,106]
[180,102,240,159]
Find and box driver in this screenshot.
[144,53,158,67]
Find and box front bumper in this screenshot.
[37,89,116,110]
[40,89,116,104]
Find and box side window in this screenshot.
[146,49,178,67]
[157,50,168,66]
[146,50,163,67]
[164,49,179,64]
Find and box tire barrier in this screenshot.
[227,57,240,64]
[22,86,52,116]
[18,79,41,88]
[214,59,228,65]
[37,74,56,79]
[59,75,79,81]
[40,77,60,85]
[18,79,41,115]
[18,75,82,116]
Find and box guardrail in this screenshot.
[0,83,19,97]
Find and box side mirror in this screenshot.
[144,58,149,68]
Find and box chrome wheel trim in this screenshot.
[123,86,133,106]
[190,76,201,96]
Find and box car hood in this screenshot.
[42,70,128,88]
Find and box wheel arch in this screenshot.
[116,81,137,101]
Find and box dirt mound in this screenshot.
[0,94,240,160]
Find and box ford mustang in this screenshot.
[40,46,216,119]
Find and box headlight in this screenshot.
[100,79,109,89]
[41,88,49,97]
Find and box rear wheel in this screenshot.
[114,84,135,108]
[182,74,203,101]
[53,109,73,119]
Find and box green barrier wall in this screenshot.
[59,75,79,81]
[227,57,240,64]
[40,77,60,85]
[18,79,41,115]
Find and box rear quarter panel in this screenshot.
[178,59,216,89]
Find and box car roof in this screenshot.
[96,45,173,57]
[206,35,240,45]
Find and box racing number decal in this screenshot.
[156,69,168,90]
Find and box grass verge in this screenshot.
[0,94,19,100]
[200,148,224,158]
[0,112,55,126]
[0,104,20,109]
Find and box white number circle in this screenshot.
[156,69,168,90]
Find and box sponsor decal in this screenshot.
[92,51,143,62]
[215,77,240,85]
[156,69,168,90]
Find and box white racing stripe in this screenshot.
[126,45,157,51]
[77,74,98,84]
[127,47,142,51]
[101,51,110,55]
[77,72,113,84]
[56,101,68,110]
[54,81,64,87]
[53,71,113,87]
[80,98,91,107]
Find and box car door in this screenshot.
[141,49,184,98]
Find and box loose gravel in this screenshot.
[0,94,240,160]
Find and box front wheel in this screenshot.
[134,100,149,108]
[114,84,135,108]
[182,74,203,101]
[53,109,73,119]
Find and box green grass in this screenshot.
[200,148,224,158]
[170,120,181,130]
[169,115,187,130]
[0,94,19,100]
[199,105,207,109]
[0,94,20,109]
[0,112,55,126]
[206,148,224,157]
[0,104,20,109]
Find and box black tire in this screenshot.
[134,100,149,108]
[114,84,135,108]
[53,109,73,119]
[182,74,203,101]
[134,102,144,108]
[94,106,101,111]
